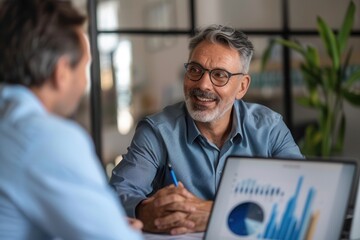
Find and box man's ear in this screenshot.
[235,74,251,99]
[52,56,72,90]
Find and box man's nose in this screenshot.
[197,70,213,89]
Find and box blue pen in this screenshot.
[168,163,179,187]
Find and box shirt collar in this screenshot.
[185,100,243,144]
[0,84,46,118]
[185,106,202,144]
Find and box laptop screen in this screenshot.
[350,175,360,240]
[205,157,356,240]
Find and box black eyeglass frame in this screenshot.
[184,62,245,87]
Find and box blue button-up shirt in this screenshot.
[0,84,143,240]
[110,100,303,217]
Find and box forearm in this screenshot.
[110,120,166,216]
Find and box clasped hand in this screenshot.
[136,182,213,235]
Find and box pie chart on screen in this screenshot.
[227,201,264,236]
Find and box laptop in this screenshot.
[350,174,360,240]
[204,156,357,240]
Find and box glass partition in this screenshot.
[98,35,190,163]
[97,0,190,30]
[196,0,282,30]
[289,0,360,30]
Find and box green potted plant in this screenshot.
[262,1,360,157]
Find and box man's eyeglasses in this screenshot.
[184,62,245,87]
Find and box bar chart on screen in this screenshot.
[233,178,285,198]
[227,176,318,240]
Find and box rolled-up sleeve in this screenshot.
[110,119,165,217]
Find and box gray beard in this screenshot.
[185,97,232,123]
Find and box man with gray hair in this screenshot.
[110,24,303,235]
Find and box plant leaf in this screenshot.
[296,96,314,108]
[337,1,356,53]
[342,88,360,105]
[334,114,346,153]
[260,38,307,72]
[301,125,322,156]
[275,38,306,56]
[341,46,353,82]
[305,46,320,68]
[260,39,276,72]
[317,16,340,70]
[344,68,360,88]
[300,64,321,87]
[324,67,337,91]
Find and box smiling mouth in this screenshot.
[191,96,217,111]
[188,88,218,107]
[195,96,216,102]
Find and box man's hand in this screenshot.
[127,217,143,230]
[136,183,196,233]
[154,185,213,235]
[136,182,213,235]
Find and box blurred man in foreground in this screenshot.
[0,0,143,239]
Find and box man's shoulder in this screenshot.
[237,100,282,123]
[35,114,88,143]
[24,114,97,173]
[0,104,94,181]
[17,113,90,151]
[0,85,89,144]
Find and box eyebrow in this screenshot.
[189,61,233,72]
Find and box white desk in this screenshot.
[143,232,204,240]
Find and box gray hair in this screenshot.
[188,25,254,73]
